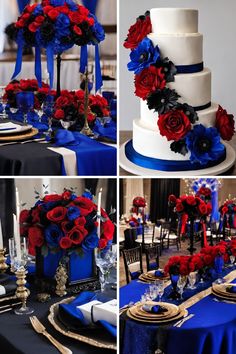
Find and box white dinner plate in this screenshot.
[0,122,33,135]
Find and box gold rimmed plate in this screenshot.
[0,128,38,142]
[212,289,236,302]
[127,307,187,324]
[48,297,116,350]
[129,301,179,320]
[212,284,236,299]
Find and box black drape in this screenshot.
[150,179,180,222]
[0,179,15,248]
[105,179,117,244]
[84,179,99,195]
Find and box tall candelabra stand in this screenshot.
[0,249,8,273]
[80,69,94,137]
[55,264,68,297]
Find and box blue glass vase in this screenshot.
[169,274,180,300]
[214,255,225,284]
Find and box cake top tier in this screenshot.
[151,8,198,34]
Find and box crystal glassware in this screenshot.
[156,279,165,302]
[214,255,225,284]
[96,116,112,127]
[43,96,54,137]
[95,249,115,292]
[177,275,187,300]
[60,120,73,130]
[188,271,197,290]
[0,86,7,119]
[229,255,235,267]
[16,91,34,125]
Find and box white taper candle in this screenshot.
[97,188,102,238]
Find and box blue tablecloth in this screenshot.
[120,267,236,354]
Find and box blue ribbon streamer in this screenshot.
[95,44,103,92]
[81,0,98,14]
[17,0,30,13]
[11,32,24,80]
[125,140,226,172]
[46,45,54,89]
[35,46,42,88]
[211,190,220,222]
[194,102,211,111]
[80,45,88,74]
[176,62,204,74]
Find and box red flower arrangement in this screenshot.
[20,190,114,256]
[133,197,146,208]
[196,187,212,203]
[123,12,152,50]
[4,79,56,109]
[168,194,212,219]
[158,109,191,141]
[215,105,235,141]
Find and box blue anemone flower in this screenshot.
[186,124,225,165]
[127,37,160,74]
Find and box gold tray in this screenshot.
[129,301,179,320]
[127,307,187,324]
[0,128,38,142]
[48,297,116,350]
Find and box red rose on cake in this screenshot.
[158,109,191,141]
[215,105,235,141]
[124,15,152,50]
[135,66,166,100]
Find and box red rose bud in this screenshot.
[35,16,45,23]
[124,16,152,50]
[98,238,108,249]
[15,19,25,28]
[57,6,70,15]
[68,226,88,245]
[222,206,228,214]
[168,194,177,204]
[78,6,89,16]
[29,22,41,32]
[20,209,30,224]
[94,221,99,227]
[31,208,41,224]
[26,4,38,13]
[102,219,114,241]
[69,12,84,24]
[186,196,196,206]
[62,190,72,201]
[87,17,95,26]
[198,203,207,215]
[135,66,166,100]
[43,5,54,15]
[215,105,235,141]
[74,216,86,227]
[28,226,44,248]
[43,194,62,202]
[48,9,60,21]
[73,25,82,36]
[176,203,184,212]
[54,109,65,120]
[47,206,67,223]
[158,109,191,141]
[59,237,73,249]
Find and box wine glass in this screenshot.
[97,116,112,127]
[16,92,34,125]
[43,96,54,137]
[95,249,114,292]
[156,280,165,302]
[177,275,187,300]
[60,120,73,130]
[0,86,8,119]
[188,271,197,290]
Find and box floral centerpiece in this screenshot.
[11,0,105,94]
[196,187,212,203]
[219,199,236,231]
[123,11,234,165]
[132,196,146,214]
[168,194,212,253]
[20,189,114,284]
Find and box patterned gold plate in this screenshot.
[129,301,179,320]
[127,307,187,324]
[212,289,236,302]
[139,271,169,283]
[212,284,236,299]
[0,128,38,142]
[48,297,116,350]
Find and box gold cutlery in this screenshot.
[29,316,72,354]
[213,297,236,305]
[176,314,195,328]
[0,301,21,311]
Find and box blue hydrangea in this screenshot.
[186,124,225,165]
[127,37,160,74]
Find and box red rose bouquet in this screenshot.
[20,190,114,256]
[196,187,212,203]
[132,196,146,214]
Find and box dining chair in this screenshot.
[124,227,137,249]
[145,244,160,271]
[122,246,143,284]
[135,223,156,250]
[159,221,180,254]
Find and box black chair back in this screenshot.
[124,228,137,249]
[122,246,143,284]
[145,244,160,271]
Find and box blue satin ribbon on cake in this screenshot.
[54,130,116,175]
[175,62,204,74]
[125,140,226,172]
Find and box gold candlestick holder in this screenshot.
[0,248,8,273]
[80,69,95,137]
[55,264,68,297]
[15,267,34,315]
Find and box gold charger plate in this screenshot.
[139,272,169,283]
[212,284,236,299]
[129,301,179,319]
[127,307,187,324]
[212,289,236,302]
[0,128,38,142]
[48,297,116,350]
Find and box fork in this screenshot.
[176,314,195,328]
[29,316,72,354]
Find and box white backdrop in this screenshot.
[120,0,236,130]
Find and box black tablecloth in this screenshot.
[0,285,116,354]
[0,142,62,176]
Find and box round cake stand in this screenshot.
[119,141,236,176]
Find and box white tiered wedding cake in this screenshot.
[121,8,235,175]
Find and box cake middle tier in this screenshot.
[134,102,219,161]
[148,33,203,66]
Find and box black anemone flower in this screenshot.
[137,10,150,21]
[178,103,198,124]
[72,22,93,46]
[155,57,177,82]
[170,139,188,156]
[64,105,78,122]
[40,19,55,43]
[147,88,180,114]
[23,28,36,46]
[5,23,19,42]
